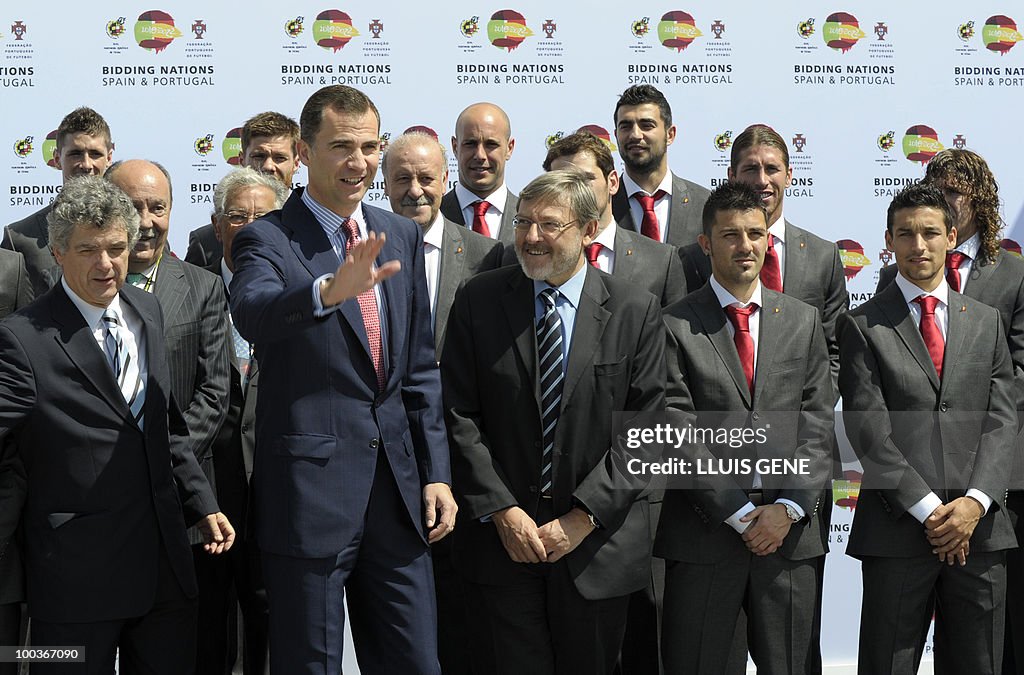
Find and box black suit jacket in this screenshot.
[442,265,666,600]
[185,222,222,269]
[0,283,218,622]
[433,218,504,361]
[3,204,59,297]
[612,172,710,249]
[440,187,519,246]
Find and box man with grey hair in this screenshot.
[442,168,666,673]
[0,175,233,674]
[194,166,286,675]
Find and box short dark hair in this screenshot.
[542,131,614,178]
[56,107,112,151]
[701,182,768,237]
[613,84,672,128]
[886,183,954,233]
[300,85,380,146]
[730,124,789,171]
[242,111,300,155]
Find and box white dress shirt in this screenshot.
[768,213,787,280]
[455,183,509,240]
[422,214,444,324]
[621,171,674,244]
[949,232,980,293]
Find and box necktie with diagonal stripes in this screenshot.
[536,288,564,497]
[102,307,146,429]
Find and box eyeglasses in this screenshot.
[221,211,267,226]
[512,217,579,235]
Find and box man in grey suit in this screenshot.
[440,102,519,246]
[657,182,834,674]
[383,131,501,675]
[682,125,848,386]
[3,107,114,296]
[612,85,710,249]
[106,159,232,557]
[839,183,1016,675]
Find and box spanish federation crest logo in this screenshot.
[461,16,480,38]
[369,18,383,38]
[13,137,33,159]
[631,17,651,38]
[106,17,127,39]
[11,21,27,41]
[797,18,815,39]
[379,132,391,154]
[545,131,565,148]
[952,134,967,150]
[958,21,975,41]
[192,19,206,39]
[877,130,896,152]
[194,134,214,157]
[792,134,807,153]
[714,130,733,152]
[285,16,304,38]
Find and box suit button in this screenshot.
[369,438,379,449]
[534,441,541,449]
[751,412,760,422]
[241,424,250,433]
[529,485,538,494]
[939,402,948,412]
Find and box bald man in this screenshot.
[440,102,519,245]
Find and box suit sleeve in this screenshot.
[966,314,1016,503]
[661,246,688,307]
[821,245,850,395]
[13,252,33,311]
[573,294,667,528]
[1006,270,1024,433]
[168,388,219,524]
[0,326,34,548]
[184,229,209,267]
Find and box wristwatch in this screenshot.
[782,503,802,522]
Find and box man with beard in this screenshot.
[612,85,710,248]
[4,107,115,295]
[441,102,519,245]
[442,168,665,674]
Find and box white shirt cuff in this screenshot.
[312,273,340,318]
[774,498,805,520]
[965,489,992,516]
[725,501,757,534]
[908,492,943,524]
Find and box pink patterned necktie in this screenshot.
[341,217,386,391]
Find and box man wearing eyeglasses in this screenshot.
[442,168,666,674]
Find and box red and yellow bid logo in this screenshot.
[134,10,183,53]
[658,11,702,52]
[982,15,1023,54]
[902,125,943,165]
[487,10,532,51]
[578,124,617,152]
[313,10,359,52]
[822,12,864,53]
[222,128,242,166]
[1001,239,1023,257]
[833,470,862,511]
[42,130,59,169]
[837,239,871,280]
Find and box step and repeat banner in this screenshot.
[4,0,1022,667]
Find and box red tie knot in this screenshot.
[340,217,360,246]
[724,303,758,332]
[946,251,968,269]
[585,243,603,267]
[914,294,940,315]
[633,190,666,210]
[473,200,491,218]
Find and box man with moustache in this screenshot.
[682,124,848,386]
[4,107,115,295]
[443,168,665,674]
[383,131,501,675]
[441,102,519,245]
[840,183,1015,675]
[186,112,301,268]
[106,159,232,569]
[612,85,710,248]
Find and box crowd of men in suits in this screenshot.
[0,82,1021,675]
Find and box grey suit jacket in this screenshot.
[185,222,222,269]
[655,284,835,564]
[612,172,711,249]
[838,282,1017,557]
[3,204,59,297]
[433,218,504,361]
[0,249,33,318]
[440,187,519,246]
[151,255,232,543]
[681,220,849,389]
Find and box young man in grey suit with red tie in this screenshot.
[658,182,835,674]
[839,183,1016,675]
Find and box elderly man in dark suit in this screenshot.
[0,176,233,675]
[443,168,666,674]
[657,182,834,674]
[840,183,1016,675]
[3,107,114,296]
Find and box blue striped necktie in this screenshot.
[101,308,146,429]
[536,288,564,497]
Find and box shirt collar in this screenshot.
[955,233,980,259]
[621,171,673,199]
[894,270,949,308]
[134,260,159,280]
[423,213,444,249]
[768,213,786,242]
[62,276,124,331]
[301,187,366,237]
[455,182,508,214]
[533,259,588,309]
[709,274,763,309]
[593,221,617,251]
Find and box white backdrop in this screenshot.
[5,1,1022,668]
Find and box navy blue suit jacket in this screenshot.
[229,188,451,559]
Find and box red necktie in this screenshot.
[341,217,386,392]
[585,243,603,269]
[633,190,667,241]
[761,234,783,292]
[471,200,492,238]
[724,303,758,395]
[945,251,968,292]
[914,295,944,379]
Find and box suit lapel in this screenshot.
[964,253,996,300]
[435,221,466,341]
[441,190,466,226]
[612,227,639,282]
[502,270,540,405]
[876,283,940,391]
[498,194,518,246]
[751,291,784,408]
[692,284,752,406]
[152,255,187,325]
[612,186,635,230]
[668,174,691,246]
[939,292,969,396]
[561,268,610,405]
[781,221,808,297]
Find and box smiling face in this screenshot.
[514,197,596,287]
[55,132,113,182]
[614,103,675,177]
[699,208,768,301]
[451,104,514,199]
[107,160,171,273]
[728,144,792,227]
[53,221,129,308]
[384,138,447,229]
[886,206,957,292]
[299,106,380,218]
